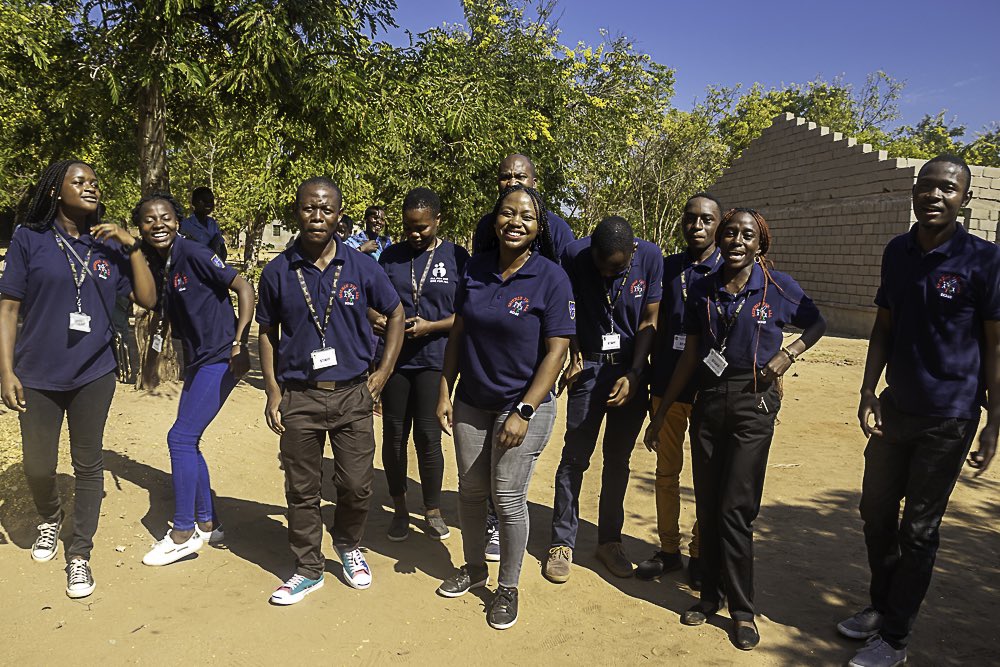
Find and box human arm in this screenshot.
[405,313,455,338]
[759,313,828,382]
[969,320,1000,475]
[91,222,157,309]
[368,303,404,401]
[558,336,584,394]
[643,334,701,451]
[0,296,25,412]
[436,315,464,435]
[258,323,284,435]
[497,335,570,448]
[858,307,892,438]
[608,301,659,407]
[227,275,255,379]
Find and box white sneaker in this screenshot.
[32,516,63,562]
[337,547,372,590]
[195,524,225,544]
[66,558,95,599]
[142,531,204,566]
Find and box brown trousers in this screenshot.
[651,397,700,557]
[279,382,375,579]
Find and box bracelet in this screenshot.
[782,348,797,363]
[124,238,142,255]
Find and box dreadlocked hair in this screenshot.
[17,160,98,232]
[485,184,557,263]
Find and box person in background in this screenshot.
[346,205,391,261]
[180,187,227,261]
[0,160,156,599]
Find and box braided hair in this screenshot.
[17,160,98,231]
[483,184,557,263]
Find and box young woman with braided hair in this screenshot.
[435,184,574,629]
[645,208,826,650]
[130,193,255,567]
[0,160,156,598]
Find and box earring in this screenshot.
[754,253,761,264]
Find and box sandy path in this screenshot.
[0,335,996,666]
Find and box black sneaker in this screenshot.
[687,556,702,591]
[425,513,451,541]
[387,513,409,542]
[66,558,95,599]
[487,585,518,630]
[484,515,500,562]
[437,566,489,598]
[636,550,683,580]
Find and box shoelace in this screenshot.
[283,574,306,590]
[35,523,59,550]
[67,560,90,585]
[550,546,571,560]
[345,550,369,574]
[493,588,515,613]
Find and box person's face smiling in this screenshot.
[718,212,761,272]
[137,199,180,254]
[495,189,539,253]
[365,209,385,235]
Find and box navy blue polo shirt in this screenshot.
[651,248,723,401]
[378,240,470,371]
[875,223,1000,419]
[684,263,821,375]
[156,236,239,370]
[455,250,577,412]
[180,214,226,260]
[472,210,575,261]
[0,225,133,391]
[561,237,663,355]
[256,236,401,383]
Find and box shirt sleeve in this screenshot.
[344,234,362,250]
[255,265,278,326]
[644,245,664,304]
[778,274,822,329]
[113,246,134,297]
[187,243,238,290]
[0,230,30,299]
[454,245,470,276]
[542,267,577,338]
[683,286,706,336]
[366,264,402,316]
[873,244,891,309]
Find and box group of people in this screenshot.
[0,151,994,667]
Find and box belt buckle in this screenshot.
[315,381,337,391]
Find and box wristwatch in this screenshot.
[124,237,143,255]
[515,402,535,421]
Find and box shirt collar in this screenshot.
[904,222,968,258]
[686,247,722,274]
[715,261,764,297]
[492,249,541,279]
[289,235,345,268]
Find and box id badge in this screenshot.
[601,333,621,351]
[69,312,91,333]
[703,348,728,377]
[311,347,338,370]
[672,334,686,351]
[151,334,164,353]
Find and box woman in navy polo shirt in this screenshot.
[435,184,575,630]
[645,208,826,650]
[130,193,256,567]
[378,187,469,542]
[0,160,157,599]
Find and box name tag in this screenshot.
[703,348,728,377]
[601,333,621,351]
[151,334,164,353]
[311,347,338,370]
[69,312,91,333]
[673,334,686,351]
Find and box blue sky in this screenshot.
[384,0,999,135]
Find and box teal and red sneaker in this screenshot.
[270,574,324,605]
[337,547,372,590]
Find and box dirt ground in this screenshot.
[0,335,997,666]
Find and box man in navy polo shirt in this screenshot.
[471,153,575,260]
[838,155,1000,667]
[257,177,404,605]
[179,187,227,261]
[637,193,723,588]
[543,216,662,583]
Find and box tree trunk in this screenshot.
[137,78,170,196]
[243,210,270,267]
[133,308,180,391]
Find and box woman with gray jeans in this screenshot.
[436,184,575,630]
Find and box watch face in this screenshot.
[518,404,534,419]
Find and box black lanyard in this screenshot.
[679,251,721,304]
[296,263,343,348]
[52,230,94,314]
[154,244,176,339]
[601,241,638,333]
[707,281,750,351]
[410,240,438,318]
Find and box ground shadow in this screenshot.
[0,461,76,554]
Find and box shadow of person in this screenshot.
[102,450,291,579]
[240,334,265,391]
[0,461,76,552]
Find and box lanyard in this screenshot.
[154,244,176,339]
[52,230,94,314]
[707,282,750,351]
[410,239,438,318]
[602,241,638,333]
[295,263,343,348]
[679,251,721,304]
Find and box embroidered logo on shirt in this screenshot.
[172,273,189,292]
[429,262,449,283]
[751,301,773,324]
[339,282,360,306]
[569,300,576,320]
[935,274,962,300]
[507,296,530,317]
[91,258,111,280]
[211,254,226,269]
[629,279,646,298]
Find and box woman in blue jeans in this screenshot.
[132,193,256,567]
[436,184,575,629]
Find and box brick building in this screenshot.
[707,112,1000,336]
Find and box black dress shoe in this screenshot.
[687,556,702,591]
[680,602,720,626]
[636,551,683,580]
[734,620,760,650]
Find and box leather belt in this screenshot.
[582,351,630,365]
[285,374,368,391]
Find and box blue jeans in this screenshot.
[167,362,237,531]
[453,398,557,588]
[550,360,647,548]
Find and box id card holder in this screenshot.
[311,347,338,370]
[601,333,621,351]
[151,334,164,353]
[69,312,91,333]
[703,348,728,377]
[672,334,686,351]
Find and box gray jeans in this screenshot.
[453,398,557,588]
